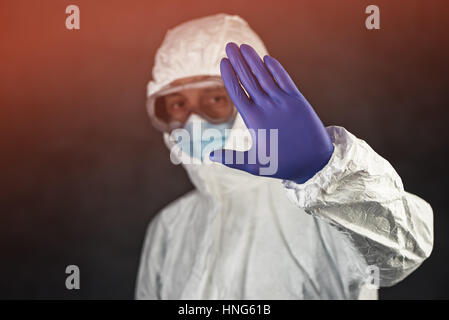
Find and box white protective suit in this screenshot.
[136,14,434,299]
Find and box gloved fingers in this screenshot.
[263,55,303,98]
[225,42,267,105]
[240,44,283,99]
[209,149,259,175]
[220,58,254,125]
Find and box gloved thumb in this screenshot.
[209,149,258,174]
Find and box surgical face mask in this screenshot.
[171,114,234,161]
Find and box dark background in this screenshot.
[0,0,448,299]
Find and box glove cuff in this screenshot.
[282,126,354,208]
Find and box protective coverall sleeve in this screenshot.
[135,212,166,299]
[282,126,434,287]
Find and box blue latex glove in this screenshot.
[209,43,334,184]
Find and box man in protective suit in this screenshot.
[135,14,433,299]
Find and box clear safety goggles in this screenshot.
[146,76,237,132]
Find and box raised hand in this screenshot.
[210,43,334,184]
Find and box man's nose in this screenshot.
[188,102,202,113]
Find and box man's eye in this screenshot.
[209,95,226,104]
[170,101,185,109]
